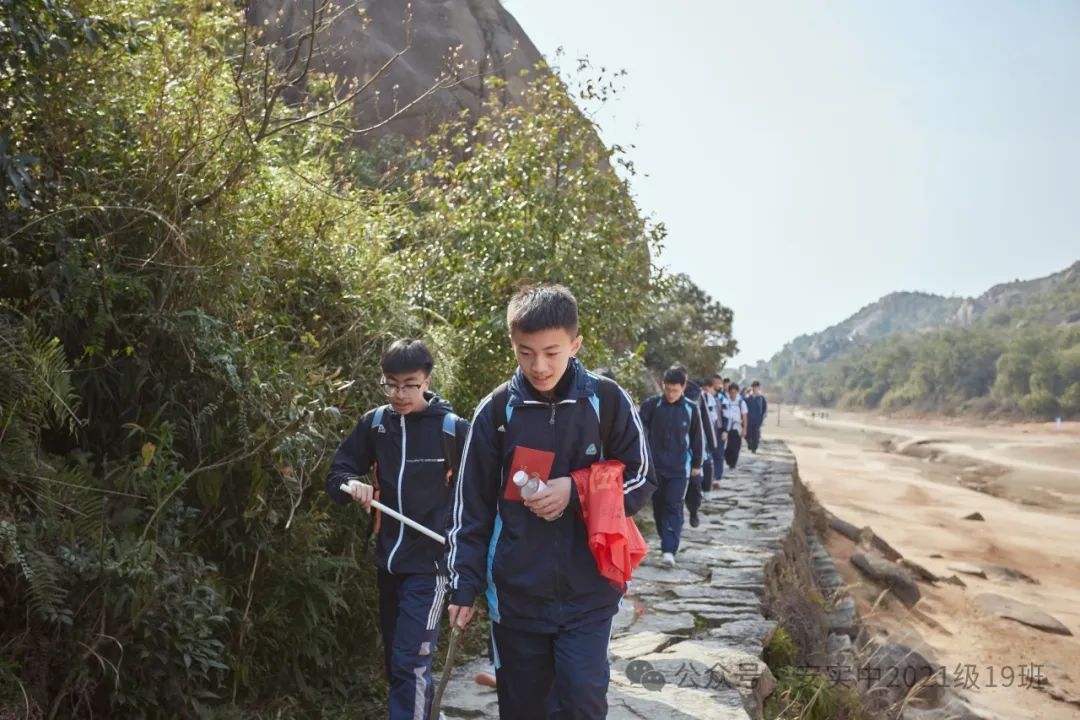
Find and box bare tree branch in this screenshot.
[260,44,410,140]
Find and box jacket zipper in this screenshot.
[517,395,583,621]
[385,413,408,574]
[550,401,563,618]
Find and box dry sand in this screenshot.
[768,407,1080,719]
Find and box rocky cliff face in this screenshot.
[249,0,544,140]
[956,259,1080,325]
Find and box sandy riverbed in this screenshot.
[768,407,1080,719]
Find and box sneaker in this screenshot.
[689,510,700,528]
[662,552,676,567]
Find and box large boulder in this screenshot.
[248,0,545,141]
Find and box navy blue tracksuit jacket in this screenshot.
[447,359,655,633]
[638,395,705,479]
[326,394,469,575]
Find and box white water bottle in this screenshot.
[512,469,547,498]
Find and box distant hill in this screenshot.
[765,292,963,379]
[760,260,1080,419]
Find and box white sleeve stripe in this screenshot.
[616,385,650,486]
[622,475,648,494]
[447,393,494,591]
[698,405,707,462]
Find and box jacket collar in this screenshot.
[508,358,597,406]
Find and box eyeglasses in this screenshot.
[379,381,424,397]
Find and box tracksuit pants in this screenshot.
[686,470,703,516]
[746,422,762,452]
[725,430,743,469]
[651,475,689,554]
[377,570,448,720]
[491,616,614,719]
[708,442,725,488]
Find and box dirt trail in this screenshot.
[770,408,1080,720]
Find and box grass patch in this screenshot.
[764,666,863,720]
[764,626,797,671]
[763,626,864,720]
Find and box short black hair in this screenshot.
[381,339,434,376]
[751,380,761,387]
[506,284,579,335]
[663,366,688,385]
[722,377,731,383]
[728,383,740,392]
[711,373,724,382]
[594,367,617,381]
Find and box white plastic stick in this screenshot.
[339,484,446,545]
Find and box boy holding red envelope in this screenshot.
[446,284,655,719]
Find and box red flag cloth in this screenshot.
[571,460,649,590]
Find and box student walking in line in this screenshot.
[446,285,654,720]
[722,382,749,470]
[640,366,705,567]
[326,340,469,720]
[703,373,726,487]
[745,380,768,453]
[682,375,717,528]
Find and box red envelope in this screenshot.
[503,446,555,502]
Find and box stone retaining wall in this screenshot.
[442,439,816,719]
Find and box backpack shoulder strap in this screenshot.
[363,404,390,549]
[371,405,387,433]
[594,376,621,457]
[440,412,461,484]
[491,382,512,439]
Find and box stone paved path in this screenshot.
[442,441,796,719]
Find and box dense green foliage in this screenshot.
[780,273,1080,419]
[1,1,734,716]
[642,272,736,380]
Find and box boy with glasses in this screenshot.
[326,339,469,720]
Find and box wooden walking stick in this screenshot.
[430,624,464,720]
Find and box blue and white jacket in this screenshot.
[683,380,718,455]
[638,394,705,479]
[326,393,469,576]
[447,359,655,632]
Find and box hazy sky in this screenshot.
[503,0,1080,364]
